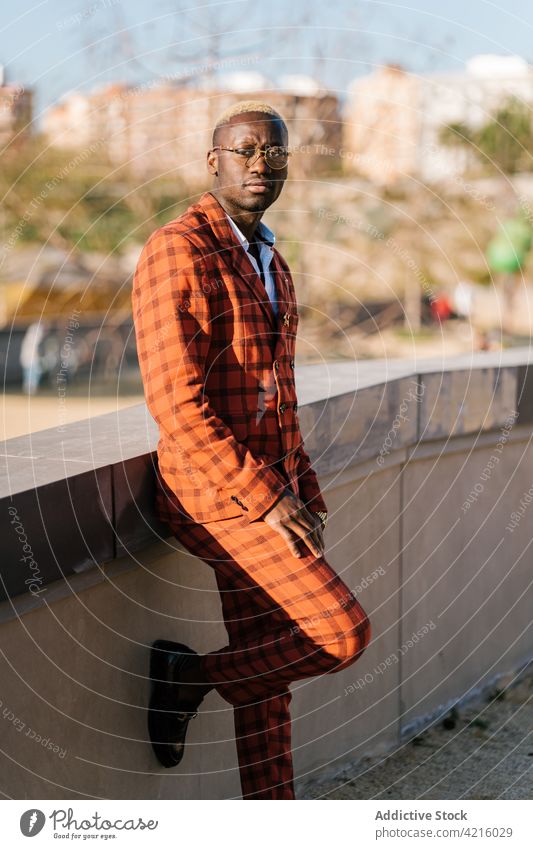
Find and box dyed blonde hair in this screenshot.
[213,100,287,143]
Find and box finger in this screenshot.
[289,509,321,537]
[286,518,322,557]
[308,523,321,550]
[282,530,302,558]
[280,495,314,528]
[304,524,321,553]
[311,531,323,556]
[313,525,323,552]
[299,505,318,526]
[265,514,303,557]
[295,507,319,530]
[303,535,321,558]
[311,518,325,553]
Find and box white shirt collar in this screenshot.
[225,212,276,250]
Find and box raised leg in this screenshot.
[171,514,372,799]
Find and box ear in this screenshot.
[207,149,218,177]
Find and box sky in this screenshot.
[2,0,533,125]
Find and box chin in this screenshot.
[236,193,272,211]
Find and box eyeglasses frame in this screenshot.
[210,144,291,170]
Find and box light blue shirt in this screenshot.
[225,213,278,317]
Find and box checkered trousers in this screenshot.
[167,506,372,800]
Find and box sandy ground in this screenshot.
[2,392,145,441]
[300,669,533,800]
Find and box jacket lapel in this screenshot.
[196,191,280,330]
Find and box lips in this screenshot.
[244,181,273,193]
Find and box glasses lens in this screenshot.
[265,147,289,169]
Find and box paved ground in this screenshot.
[302,670,533,800]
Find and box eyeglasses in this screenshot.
[211,145,291,170]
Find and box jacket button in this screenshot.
[279,403,287,413]
[289,359,294,369]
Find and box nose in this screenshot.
[249,150,272,175]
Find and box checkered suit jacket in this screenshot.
[132,190,327,525]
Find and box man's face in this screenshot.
[207,112,289,212]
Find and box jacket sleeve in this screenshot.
[132,228,288,522]
[296,439,328,515]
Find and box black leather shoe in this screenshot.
[148,639,202,768]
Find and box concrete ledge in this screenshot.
[1,348,533,798]
[1,348,531,602]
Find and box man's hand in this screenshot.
[263,489,325,559]
[313,513,325,553]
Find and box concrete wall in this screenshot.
[1,350,532,798]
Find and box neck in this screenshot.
[212,190,263,242]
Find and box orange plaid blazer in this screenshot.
[132,190,327,525]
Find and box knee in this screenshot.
[317,606,372,669]
[346,611,372,664]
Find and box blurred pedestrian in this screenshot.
[19,321,46,395]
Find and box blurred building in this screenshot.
[42,74,342,183]
[345,55,533,184]
[343,64,420,185]
[0,64,32,146]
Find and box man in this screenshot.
[132,100,371,799]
